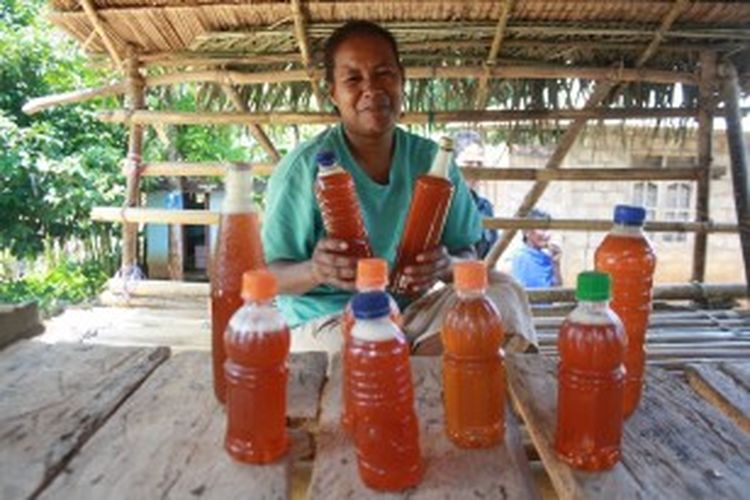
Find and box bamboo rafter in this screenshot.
[220,84,280,161]
[636,0,690,68]
[291,0,325,110]
[475,0,513,110]
[78,0,123,67]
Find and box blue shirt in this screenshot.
[262,125,483,327]
[511,244,556,288]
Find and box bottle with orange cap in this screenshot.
[224,269,290,464]
[341,258,401,434]
[441,260,505,447]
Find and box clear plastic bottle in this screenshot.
[442,260,505,448]
[224,270,290,464]
[391,137,455,296]
[314,150,372,258]
[555,271,626,471]
[595,204,656,418]
[349,291,422,491]
[211,163,266,404]
[341,258,401,435]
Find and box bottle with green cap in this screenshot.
[554,271,626,471]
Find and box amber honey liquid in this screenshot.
[392,175,453,295]
[442,293,505,447]
[555,304,625,471]
[210,212,265,404]
[225,315,290,464]
[595,230,655,417]
[315,170,372,258]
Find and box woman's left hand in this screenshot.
[400,246,452,294]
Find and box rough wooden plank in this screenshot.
[507,354,750,500]
[686,362,750,433]
[0,340,169,500]
[39,351,326,500]
[287,351,328,425]
[0,302,43,349]
[308,355,540,499]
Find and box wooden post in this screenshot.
[692,51,717,283]
[122,47,145,273]
[719,62,750,295]
[474,0,513,110]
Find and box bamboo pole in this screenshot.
[79,0,123,68]
[92,207,220,226]
[526,283,748,303]
[484,81,617,267]
[22,82,126,115]
[461,167,701,182]
[720,62,750,296]
[139,162,275,177]
[475,0,513,109]
[220,84,280,161]
[97,106,710,127]
[692,51,717,284]
[635,0,690,67]
[290,0,326,110]
[481,218,738,233]
[122,47,145,272]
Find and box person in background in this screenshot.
[261,20,537,355]
[510,208,562,288]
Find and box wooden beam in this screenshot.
[97,106,707,127]
[122,47,145,271]
[79,0,123,68]
[220,84,280,162]
[635,0,690,67]
[139,162,275,177]
[484,81,617,267]
[720,62,750,296]
[527,283,748,304]
[475,0,513,110]
[692,51,717,284]
[92,207,220,226]
[22,83,126,115]
[290,0,326,110]
[482,217,739,234]
[461,167,701,182]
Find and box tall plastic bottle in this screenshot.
[224,270,290,463]
[341,258,401,435]
[314,150,372,258]
[595,204,656,418]
[391,137,455,295]
[442,260,505,448]
[211,163,266,404]
[349,291,422,491]
[555,271,626,471]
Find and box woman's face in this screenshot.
[329,34,404,140]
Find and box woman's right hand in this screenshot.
[311,238,358,291]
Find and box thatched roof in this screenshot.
[40,1,750,115]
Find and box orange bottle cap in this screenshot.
[454,261,487,291]
[356,258,388,289]
[241,269,277,301]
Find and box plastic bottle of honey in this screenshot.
[349,291,422,491]
[314,150,372,258]
[442,260,505,447]
[224,270,290,464]
[210,163,266,404]
[555,271,626,471]
[595,205,656,417]
[391,137,455,295]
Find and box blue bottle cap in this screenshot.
[613,205,646,226]
[351,291,391,320]
[315,150,337,169]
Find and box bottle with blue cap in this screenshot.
[314,150,372,258]
[347,291,422,491]
[595,204,656,418]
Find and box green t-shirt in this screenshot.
[261,125,482,328]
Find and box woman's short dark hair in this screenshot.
[323,20,402,84]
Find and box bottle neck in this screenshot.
[576,300,609,313]
[611,223,644,236]
[318,164,344,177]
[427,146,453,178]
[357,284,386,292]
[457,288,485,299]
[223,167,254,213]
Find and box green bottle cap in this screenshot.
[576,271,611,301]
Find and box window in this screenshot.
[632,181,693,243]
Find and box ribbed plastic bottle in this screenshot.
[555,271,626,471]
[391,137,455,295]
[442,260,505,448]
[349,291,422,491]
[595,204,656,418]
[211,163,266,404]
[224,270,290,464]
[341,258,401,435]
[314,150,372,258]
